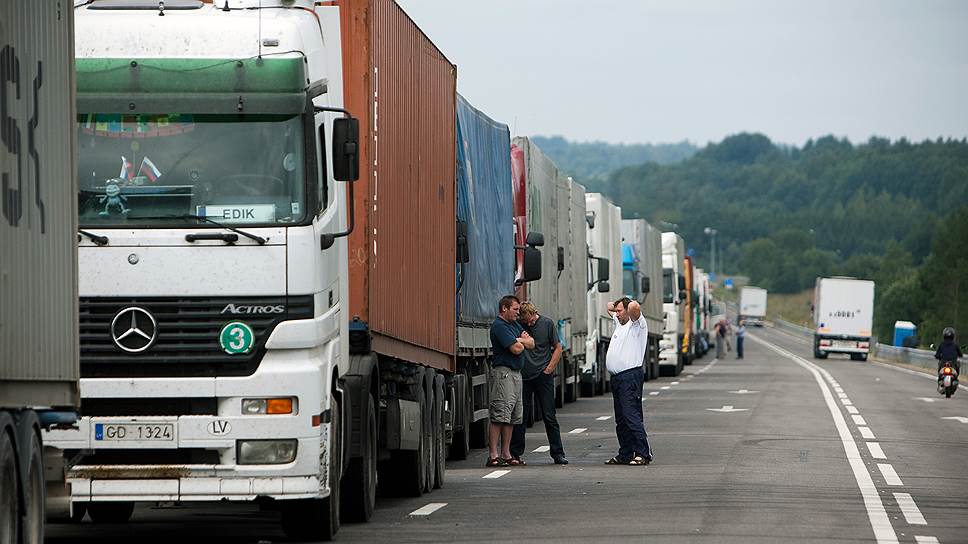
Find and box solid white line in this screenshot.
[483,470,510,479]
[749,335,898,543]
[852,415,868,426]
[867,442,886,459]
[871,360,934,380]
[569,428,587,434]
[533,445,550,453]
[878,464,903,486]
[409,502,447,516]
[596,416,612,421]
[859,427,876,439]
[894,493,927,525]
[846,406,860,414]
[649,391,660,396]
[914,536,940,543]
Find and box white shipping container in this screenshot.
[739,286,768,323]
[0,0,79,409]
[814,278,875,338]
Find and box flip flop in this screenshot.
[505,457,526,466]
[628,455,651,466]
[486,457,508,468]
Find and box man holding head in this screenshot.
[604,297,654,466]
[487,295,535,467]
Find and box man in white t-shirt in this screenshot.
[604,297,653,466]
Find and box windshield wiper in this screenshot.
[78,230,109,246]
[124,214,268,245]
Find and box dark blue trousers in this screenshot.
[611,366,652,461]
[736,336,745,358]
[510,372,564,459]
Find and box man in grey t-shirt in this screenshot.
[509,302,568,464]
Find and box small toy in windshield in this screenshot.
[98,180,130,216]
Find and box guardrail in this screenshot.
[771,318,936,371]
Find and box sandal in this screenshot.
[505,457,526,466]
[605,456,629,465]
[628,455,652,466]
[485,457,508,468]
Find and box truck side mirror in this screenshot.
[526,231,545,247]
[597,280,610,293]
[331,117,359,182]
[585,211,595,229]
[456,220,469,264]
[557,246,565,272]
[678,290,686,302]
[522,247,542,282]
[597,257,609,281]
[641,277,650,294]
[677,275,685,291]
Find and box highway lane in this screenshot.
[47,330,968,543]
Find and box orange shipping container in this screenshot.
[340,0,457,372]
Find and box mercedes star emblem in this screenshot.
[111,307,157,353]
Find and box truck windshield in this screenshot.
[623,269,637,299]
[77,113,307,227]
[663,268,674,303]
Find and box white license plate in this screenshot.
[94,423,174,442]
[833,340,856,348]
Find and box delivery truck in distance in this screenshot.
[813,277,876,361]
[739,286,767,327]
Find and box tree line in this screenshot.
[540,132,968,345]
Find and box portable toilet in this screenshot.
[893,321,916,347]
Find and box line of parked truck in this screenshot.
[1,1,719,541]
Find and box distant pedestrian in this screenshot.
[715,318,731,359]
[604,297,653,466]
[487,295,535,467]
[736,320,746,359]
[510,302,568,465]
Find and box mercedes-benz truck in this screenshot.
[620,219,663,380]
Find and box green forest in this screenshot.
[539,133,968,345]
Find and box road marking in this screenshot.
[596,416,612,421]
[878,464,903,486]
[852,415,868,425]
[706,405,749,413]
[409,502,447,516]
[916,397,939,403]
[838,392,849,399]
[894,493,927,525]
[483,470,510,479]
[649,391,660,396]
[841,398,853,405]
[661,386,671,390]
[867,442,886,459]
[671,381,680,385]
[533,445,550,453]
[942,416,968,424]
[750,335,898,544]
[914,537,940,543]
[846,406,860,414]
[859,427,876,439]
[569,428,587,434]
[834,387,844,393]
[729,389,759,394]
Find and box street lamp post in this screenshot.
[704,227,717,280]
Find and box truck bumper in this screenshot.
[44,347,334,503]
[658,334,677,366]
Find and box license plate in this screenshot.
[833,340,856,348]
[95,423,174,442]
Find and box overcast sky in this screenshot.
[395,0,968,146]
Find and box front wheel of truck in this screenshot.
[282,395,340,541]
[342,393,376,523]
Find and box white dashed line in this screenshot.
[671,381,680,385]
[649,391,660,396]
[914,536,940,544]
[569,428,587,434]
[894,493,927,525]
[596,416,612,421]
[852,415,868,426]
[661,386,671,390]
[859,427,876,440]
[841,398,853,405]
[838,392,849,399]
[878,464,904,486]
[867,442,886,459]
[846,406,860,414]
[409,502,447,516]
[483,470,510,479]
[533,445,550,453]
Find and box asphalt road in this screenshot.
[47,327,968,543]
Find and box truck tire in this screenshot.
[468,365,489,450]
[850,353,867,361]
[433,375,445,489]
[20,420,44,544]
[564,358,579,403]
[555,363,565,409]
[87,502,134,524]
[423,372,435,493]
[1,414,20,544]
[449,371,471,460]
[341,394,376,523]
[282,394,340,540]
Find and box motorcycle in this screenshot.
[938,361,959,398]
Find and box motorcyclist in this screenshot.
[934,327,963,374]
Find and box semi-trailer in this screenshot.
[813,277,875,361]
[739,286,768,327]
[620,219,664,380]
[583,193,622,396]
[1,2,80,540]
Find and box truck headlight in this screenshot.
[237,440,298,464]
[242,397,295,415]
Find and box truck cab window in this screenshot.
[663,268,675,304]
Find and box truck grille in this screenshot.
[79,296,313,378]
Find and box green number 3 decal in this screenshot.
[220,322,255,354]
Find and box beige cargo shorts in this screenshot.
[488,366,523,424]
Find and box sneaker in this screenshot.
[552,455,569,465]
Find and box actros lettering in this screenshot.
[221,303,286,315]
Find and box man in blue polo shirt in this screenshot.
[487,295,534,467]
